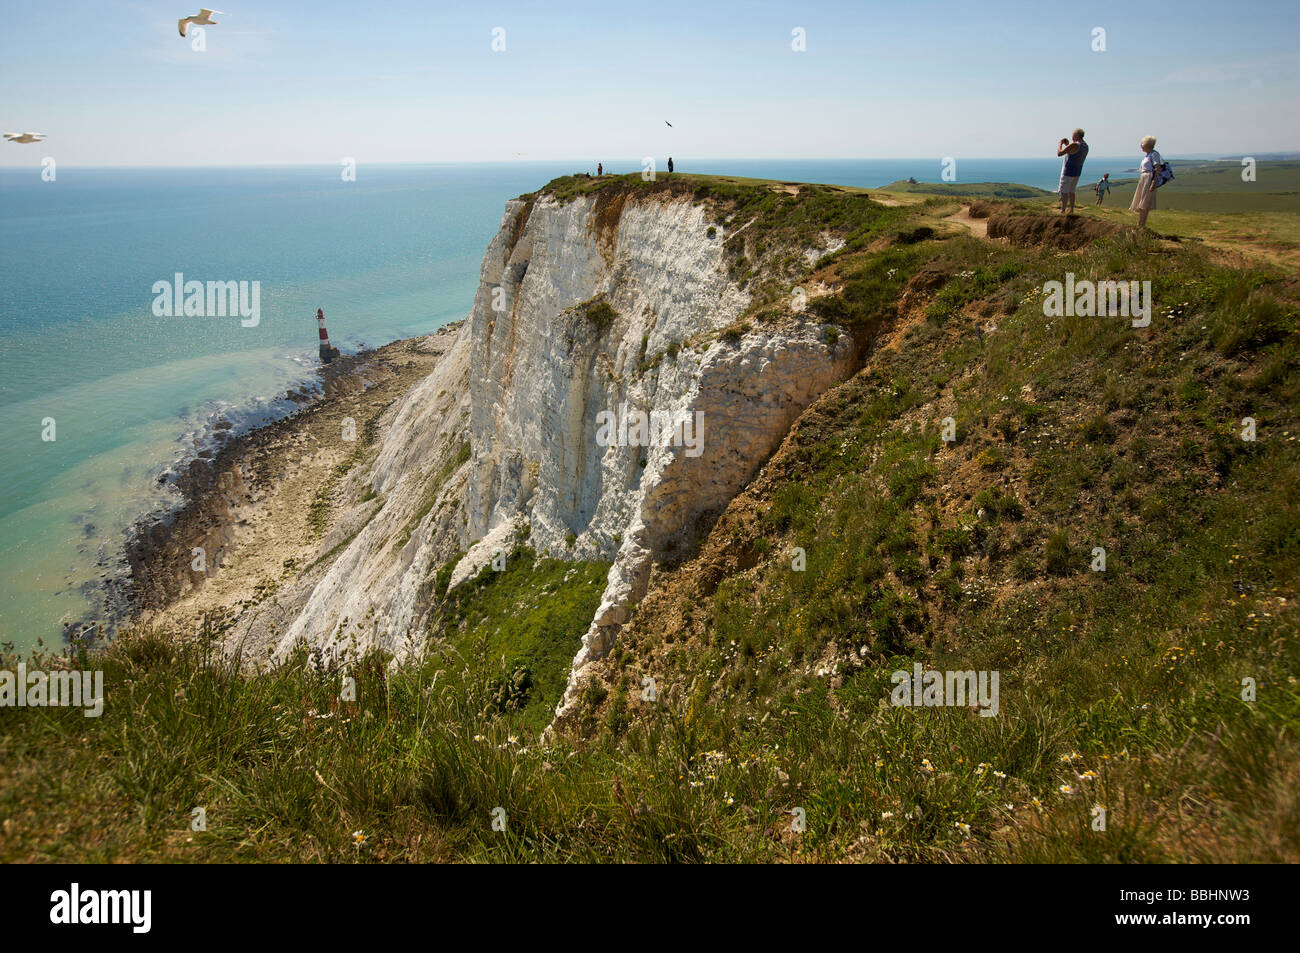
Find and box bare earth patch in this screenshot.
[944,206,990,238]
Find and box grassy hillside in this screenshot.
[879,162,1300,264]
[880,161,1300,212]
[0,550,611,862]
[2,174,1296,862]
[881,180,1055,200]
[1104,160,1300,213]
[576,221,1299,861]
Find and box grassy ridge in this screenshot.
[881,180,1055,200]
[1105,160,1300,213]
[881,160,1300,212]
[593,225,1299,860]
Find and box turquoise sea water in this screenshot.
[0,157,1130,650]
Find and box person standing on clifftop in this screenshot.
[597,162,602,176]
[668,156,674,174]
[1056,128,1089,215]
[1129,136,1162,229]
[1094,172,1111,205]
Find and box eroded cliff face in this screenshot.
[268,323,473,662]
[267,185,858,715]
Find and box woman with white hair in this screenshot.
[1130,135,1162,228]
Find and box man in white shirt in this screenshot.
[1094,173,1111,205]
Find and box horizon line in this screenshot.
[1,154,1289,171]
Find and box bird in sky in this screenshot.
[665,121,673,127]
[178,9,224,37]
[3,132,46,144]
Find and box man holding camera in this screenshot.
[1056,128,1090,215]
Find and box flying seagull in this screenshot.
[665,121,672,127]
[178,9,224,37]
[3,132,46,144]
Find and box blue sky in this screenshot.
[1,0,1297,165]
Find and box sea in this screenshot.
[0,156,1135,652]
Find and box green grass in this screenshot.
[1105,160,1300,213]
[426,549,611,733]
[881,180,1055,200]
[880,161,1300,260]
[597,218,1300,862]
[1,552,612,862]
[530,171,867,205]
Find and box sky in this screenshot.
[1,0,1298,166]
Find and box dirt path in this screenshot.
[944,205,989,238]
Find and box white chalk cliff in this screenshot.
[267,185,857,720]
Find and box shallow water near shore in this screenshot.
[0,162,586,650]
[0,157,1132,651]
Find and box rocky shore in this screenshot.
[123,324,462,647]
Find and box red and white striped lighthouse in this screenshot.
[316,308,338,363]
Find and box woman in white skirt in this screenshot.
[1130,135,1162,228]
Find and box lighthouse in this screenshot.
[316,308,339,363]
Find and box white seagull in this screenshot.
[178,9,224,37]
[3,132,46,144]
